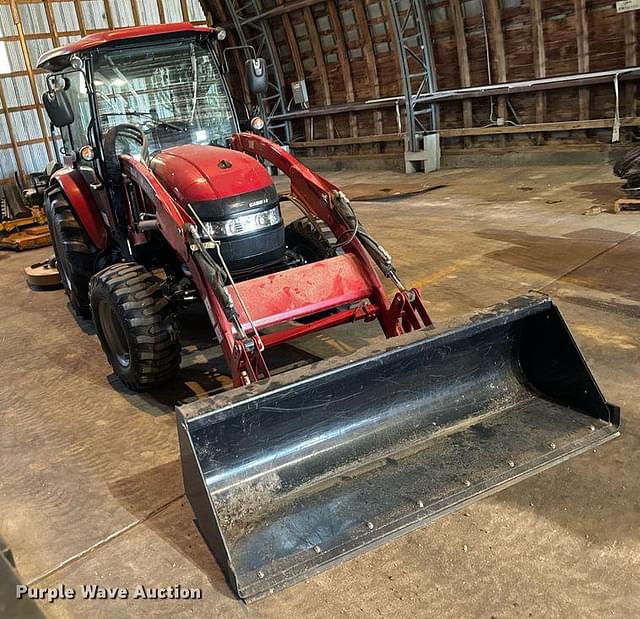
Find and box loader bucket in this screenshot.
[177,295,619,601]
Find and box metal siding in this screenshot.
[0,148,18,178]
[53,1,81,33]
[82,0,109,30]
[137,0,161,25]
[107,0,135,27]
[11,109,42,142]
[3,76,34,108]
[17,3,49,35]
[19,141,49,173]
[0,5,18,37]
[188,0,206,21]
[162,0,184,23]
[0,116,11,144]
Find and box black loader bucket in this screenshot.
[177,295,620,601]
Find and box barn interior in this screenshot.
[0,1,639,617]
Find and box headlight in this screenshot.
[250,116,265,132]
[203,206,281,239]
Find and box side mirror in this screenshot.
[42,88,74,128]
[245,58,268,96]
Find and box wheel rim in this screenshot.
[97,300,131,368]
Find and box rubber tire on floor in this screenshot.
[45,186,97,317]
[285,217,343,262]
[90,263,181,391]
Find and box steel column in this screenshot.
[225,0,292,144]
[387,0,438,152]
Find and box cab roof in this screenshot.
[37,23,212,72]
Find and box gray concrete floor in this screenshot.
[1,165,639,618]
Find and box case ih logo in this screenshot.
[248,198,269,208]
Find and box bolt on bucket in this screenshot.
[177,295,620,601]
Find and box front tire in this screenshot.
[285,217,343,263]
[90,263,181,391]
[45,186,97,317]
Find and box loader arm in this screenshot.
[230,133,433,335]
[119,136,432,386]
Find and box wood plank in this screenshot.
[574,0,590,120]
[303,7,334,139]
[529,0,546,144]
[448,0,472,146]
[276,0,310,141]
[624,12,637,117]
[437,117,640,138]
[484,0,507,146]
[353,0,383,135]
[8,0,53,161]
[327,0,358,138]
[290,133,405,148]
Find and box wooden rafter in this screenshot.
[73,0,87,36]
[131,0,142,27]
[275,0,310,141]
[623,11,637,117]
[327,0,357,138]
[8,0,53,160]
[574,0,589,120]
[353,0,382,135]
[448,0,472,144]
[483,0,507,146]
[303,7,334,139]
[529,0,546,143]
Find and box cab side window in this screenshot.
[57,71,91,156]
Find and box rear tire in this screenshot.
[90,263,181,391]
[45,186,97,317]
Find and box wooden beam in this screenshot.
[624,12,637,117]
[276,0,310,141]
[529,0,546,144]
[353,0,383,135]
[180,0,190,22]
[448,0,472,146]
[327,0,358,138]
[291,133,405,148]
[8,0,53,161]
[42,0,60,47]
[574,0,590,120]
[437,117,640,138]
[73,0,87,36]
[103,0,115,30]
[483,0,507,146]
[156,0,166,24]
[131,0,142,26]
[303,7,334,139]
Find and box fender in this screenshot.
[51,168,108,249]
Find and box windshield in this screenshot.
[92,37,236,154]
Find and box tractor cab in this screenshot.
[38,24,287,277]
[37,24,250,175]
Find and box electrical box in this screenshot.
[291,80,309,107]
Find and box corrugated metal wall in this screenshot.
[0,0,208,183]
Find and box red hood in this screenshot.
[150,144,273,207]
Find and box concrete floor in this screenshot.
[1,165,639,618]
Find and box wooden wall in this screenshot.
[207,0,640,157]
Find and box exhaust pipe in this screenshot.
[177,295,619,601]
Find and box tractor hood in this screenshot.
[150,144,275,215]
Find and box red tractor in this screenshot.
[39,24,619,601]
[38,22,430,390]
